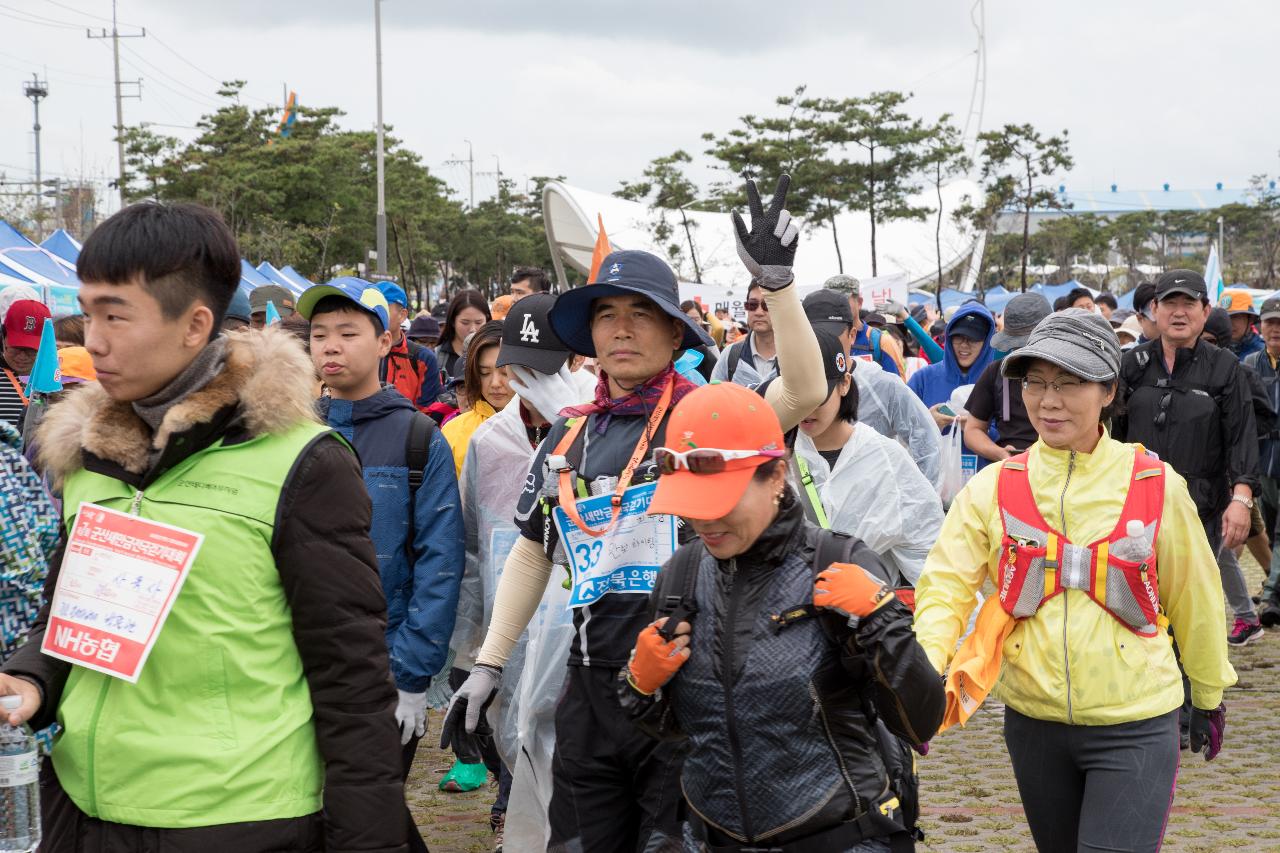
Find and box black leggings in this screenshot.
[1004,707,1180,853]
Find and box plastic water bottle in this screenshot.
[0,695,39,853]
[1110,520,1152,563]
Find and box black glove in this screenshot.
[1188,703,1226,761]
[439,664,501,763]
[731,174,799,290]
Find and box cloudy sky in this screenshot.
[1,0,1276,217]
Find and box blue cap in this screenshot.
[375,281,409,308]
[296,277,390,333]
[225,288,252,323]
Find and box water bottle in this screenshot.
[0,695,39,853]
[1110,520,1152,563]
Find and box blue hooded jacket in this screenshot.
[318,386,464,692]
[907,300,996,408]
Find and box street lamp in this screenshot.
[374,0,387,276]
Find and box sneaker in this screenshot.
[491,812,505,852]
[439,759,489,793]
[1228,618,1265,646]
[1259,601,1280,628]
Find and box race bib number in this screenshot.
[41,502,202,683]
[961,453,978,485]
[552,482,677,608]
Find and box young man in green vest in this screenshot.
[0,202,408,853]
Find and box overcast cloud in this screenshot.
[1,1,1276,219]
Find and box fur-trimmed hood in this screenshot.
[39,326,319,487]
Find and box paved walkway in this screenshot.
[409,558,1280,852]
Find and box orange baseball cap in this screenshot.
[1219,289,1258,317]
[57,346,97,383]
[490,294,514,322]
[647,382,786,520]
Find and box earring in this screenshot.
[773,491,783,506]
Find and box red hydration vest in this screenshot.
[995,448,1166,637]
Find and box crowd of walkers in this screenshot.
[0,173,1270,853]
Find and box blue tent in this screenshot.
[240,259,276,298]
[257,262,306,297]
[278,265,314,292]
[41,229,82,265]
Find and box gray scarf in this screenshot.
[132,336,229,434]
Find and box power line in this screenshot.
[43,0,141,27]
[119,42,221,107]
[0,2,85,29]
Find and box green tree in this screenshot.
[1033,214,1108,283]
[617,150,706,281]
[836,91,932,276]
[967,123,1074,291]
[916,114,970,305]
[1106,211,1159,282]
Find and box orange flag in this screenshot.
[587,213,613,283]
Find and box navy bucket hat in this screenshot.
[550,250,714,357]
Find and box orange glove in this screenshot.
[625,618,691,695]
[814,562,894,620]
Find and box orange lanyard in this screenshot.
[3,369,27,405]
[555,376,674,538]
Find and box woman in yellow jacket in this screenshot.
[914,309,1236,853]
[442,321,511,474]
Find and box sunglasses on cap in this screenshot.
[743,299,768,312]
[654,446,785,475]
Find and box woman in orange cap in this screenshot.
[619,381,944,853]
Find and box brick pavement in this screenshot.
[410,558,1280,852]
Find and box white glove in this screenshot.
[508,363,581,422]
[394,689,428,746]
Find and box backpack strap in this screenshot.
[656,541,704,641]
[725,340,744,380]
[405,411,434,491]
[794,455,831,529]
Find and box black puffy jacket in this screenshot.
[1115,338,1258,520]
[620,494,944,847]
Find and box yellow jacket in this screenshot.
[914,432,1236,725]
[441,399,497,475]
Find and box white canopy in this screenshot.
[542,179,984,292]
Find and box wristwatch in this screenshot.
[1231,494,1254,509]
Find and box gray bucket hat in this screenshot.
[1000,308,1122,383]
[991,293,1052,351]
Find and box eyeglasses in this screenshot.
[654,446,785,475]
[1021,377,1089,398]
[1154,391,1172,428]
[743,299,768,312]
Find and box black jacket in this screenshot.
[4,329,407,853]
[620,495,944,845]
[1115,338,1258,520]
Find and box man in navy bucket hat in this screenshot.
[550,250,713,357]
[441,175,828,852]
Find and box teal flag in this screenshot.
[24,318,62,395]
[265,300,283,326]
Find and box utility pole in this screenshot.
[445,141,475,209]
[478,155,502,198]
[373,0,387,276]
[87,0,144,208]
[23,74,48,240]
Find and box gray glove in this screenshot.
[876,301,908,321]
[508,364,580,422]
[394,689,428,746]
[440,664,501,765]
[731,174,800,291]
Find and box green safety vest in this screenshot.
[52,421,333,828]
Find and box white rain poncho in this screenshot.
[792,423,943,585]
[850,358,942,487]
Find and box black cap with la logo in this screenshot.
[496,293,571,374]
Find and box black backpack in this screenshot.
[656,529,921,849]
